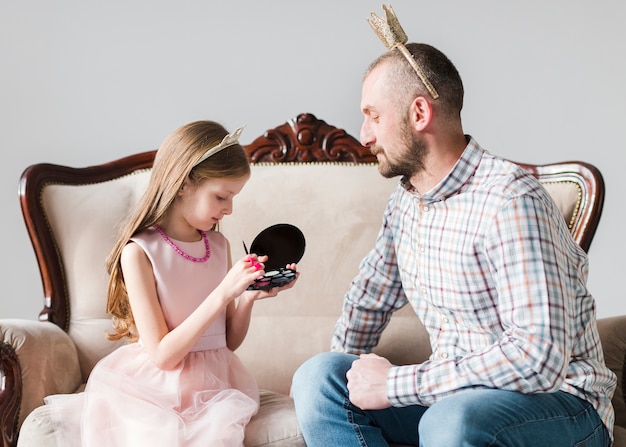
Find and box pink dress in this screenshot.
[44,228,259,446]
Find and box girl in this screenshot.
[45,121,298,446]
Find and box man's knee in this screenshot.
[292,352,357,397]
[418,391,489,446]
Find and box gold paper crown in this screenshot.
[194,125,245,166]
[368,4,439,99]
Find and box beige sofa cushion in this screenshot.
[541,181,581,230]
[18,390,304,447]
[42,172,150,380]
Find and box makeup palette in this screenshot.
[244,223,305,290]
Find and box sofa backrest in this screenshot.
[40,171,151,378]
[219,162,431,394]
[19,113,605,393]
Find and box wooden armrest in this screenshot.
[1,319,82,447]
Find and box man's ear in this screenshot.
[409,96,433,132]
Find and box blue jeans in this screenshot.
[292,352,610,447]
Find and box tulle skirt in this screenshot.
[44,343,259,447]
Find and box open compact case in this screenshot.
[244,223,305,290]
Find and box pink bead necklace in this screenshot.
[154,225,211,262]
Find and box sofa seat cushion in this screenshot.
[17,389,304,447]
[246,390,305,447]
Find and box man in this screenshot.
[291,6,616,447]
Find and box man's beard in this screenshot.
[374,126,426,179]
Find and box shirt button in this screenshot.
[442,317,449,323]
[419,245,425,253]
[441,352,449,359]
[422,206,429,212]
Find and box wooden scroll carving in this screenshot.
[0,342,21,447]
[245,113,376,164]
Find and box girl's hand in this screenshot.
[216,254,269,303]
[244,263,300,301]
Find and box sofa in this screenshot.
[1,113,625,446]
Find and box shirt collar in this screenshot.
[400,136,484,203]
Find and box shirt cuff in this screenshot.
[387,364,422,407]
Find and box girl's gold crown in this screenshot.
[367,4,439,99]
[194,125,245,166]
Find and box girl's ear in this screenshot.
[409,96,433,132]
[178,178,190,196]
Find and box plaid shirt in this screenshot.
[332,138,616,435]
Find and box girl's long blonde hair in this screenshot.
[105,121,250,342]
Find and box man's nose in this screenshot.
[360,121,374,147]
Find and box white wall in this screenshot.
[2,0,625,320]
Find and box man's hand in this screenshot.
[346,353,392,410]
